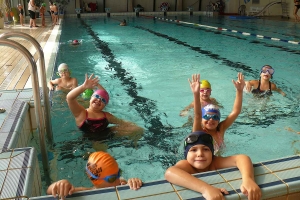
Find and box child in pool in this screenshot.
[190,73,245,155]
[245,65,286,97]
[180,79,222,117]
[47,151,142,200]
[120,19,127,26]
[48,63,78,92]
[164,131,261,200]
[66,74,143,140]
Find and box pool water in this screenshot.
[38,15,300,192]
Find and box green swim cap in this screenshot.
[42,3,46,7]
[82,89,94,100]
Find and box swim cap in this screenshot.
[184,131,214,159]
[57,63,69,71]
[200,80,211,89]
[42,3,46,7]
[82,89,94,100]
[93,90,109,105]
[73,40,78,43]
[202,104,220,120]
[86,152,119,185]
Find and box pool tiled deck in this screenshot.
[0,14,300,199]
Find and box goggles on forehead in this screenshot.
[261,66,274,75]
[200,88,211,93]
[184,133,213,149]
[203,114,220,121]
[86,164,121,183]
[92,94,107,104]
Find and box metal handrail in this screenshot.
[0,32,53,146]
[0,38,50,180]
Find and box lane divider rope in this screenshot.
[144,15,300,45]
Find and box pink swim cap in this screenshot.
[93,90,109,105]
[73,40,78,44]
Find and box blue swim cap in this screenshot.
[202,104,220,120]
[82,89,94,100]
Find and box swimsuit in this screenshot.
[19,9,24,15]
[79,110,109,132]
[54,12,58,15]
[251,80,272,98]
[78,110,112,140]
[213,131,225,156]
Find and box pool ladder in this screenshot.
[0,32,53,183]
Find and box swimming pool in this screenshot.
[37,14,300,192]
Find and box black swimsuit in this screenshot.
[251,80,272,98]
[78,110,114,140]
[20,9,24,15]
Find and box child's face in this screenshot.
[90,95,106,110]
[187,144,213,170]
[58,69,70,78]
[202,112,219,130]
[200,88,211,101]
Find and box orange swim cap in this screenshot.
[86,151,119,185]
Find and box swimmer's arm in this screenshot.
[47,179,92,200]
[214,155,261,199]
[165,160,226,198]
[48,78,60,90]
[245,80,254,92]
[96,82,107,92]
[188,74,202,132]
[274,87,286,97]
[180,102,193,116]
[220,73,244,131]
[106,113,144,136]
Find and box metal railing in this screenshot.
[0,32,53,145]
[0,34,52,181]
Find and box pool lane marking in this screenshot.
[149,16,300,45]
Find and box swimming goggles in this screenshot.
[58,69,69,73]
[203,114,220,121]
[200,88,211,93]
[261,66,274,75]
[184,133,213,149]
[86,164,121,183]
[92,94,107,104]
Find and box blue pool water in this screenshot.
[39,15,300,191]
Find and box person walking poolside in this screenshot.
[18,4,24,26]
[294,0,300,22]
[28,0,38,28]
[40,3,46,27]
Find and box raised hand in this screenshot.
[82,74,99,89]
[232,72,245,92]
[188,74,200,94]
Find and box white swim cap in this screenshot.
[58,63,69,71]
